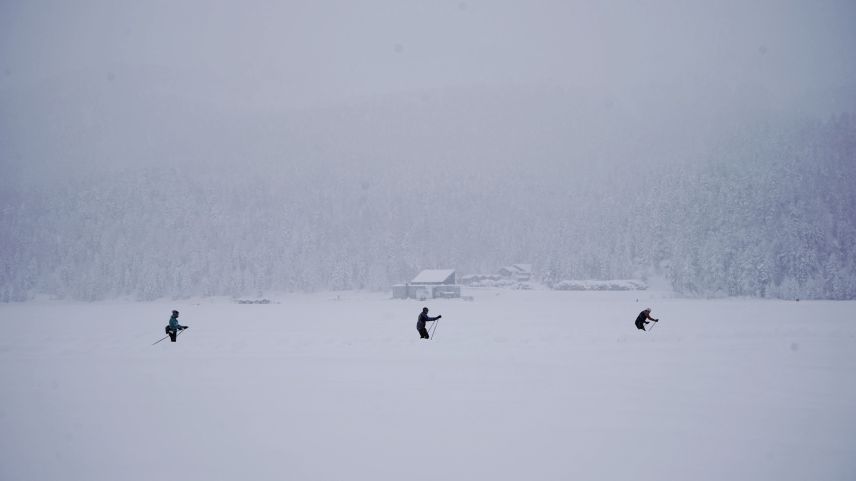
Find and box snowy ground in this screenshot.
[1,289,854,481]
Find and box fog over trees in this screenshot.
[1,1,854,301]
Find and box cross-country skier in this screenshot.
[635,308,658,331]
[165,310,188,342]
[417,307,441,339]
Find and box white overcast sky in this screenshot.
[2,0,855,109]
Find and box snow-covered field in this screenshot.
[1,289,854,481]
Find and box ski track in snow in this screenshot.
[1,289,855,481]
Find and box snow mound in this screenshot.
[553,279,648,291]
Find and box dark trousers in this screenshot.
[166,326,177,342]
[635,321,646,331]
[417,325,430,339]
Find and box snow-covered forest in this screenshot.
[2,82,854,300]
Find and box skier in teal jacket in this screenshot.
[165,310,188,342]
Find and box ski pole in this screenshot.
[648,321,657,332]
[152,327,189,345]
[430,319,440,340]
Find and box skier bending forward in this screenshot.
[165,310,188,342]
[417,307,441,339]
[635,308,658,331]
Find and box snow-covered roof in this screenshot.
[512,264,532,274]
[411,269,456,284]
[498,264,532,275]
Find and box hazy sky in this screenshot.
[2,0,855,110]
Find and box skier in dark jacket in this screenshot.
[165,310,188,342]
[635,308,658,331]
[417,307,441,339]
